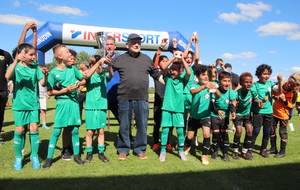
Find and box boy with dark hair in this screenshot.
[158,57,190,162]
[83,55,113,163]
[211,71,236,162]
[232,72,254,160]
[184,65,219,165]
[43,45,85,169]
[6,42,49,170]
[250,64,282,158]
[267,73,300,158]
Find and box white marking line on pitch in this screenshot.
[46,109,54,116]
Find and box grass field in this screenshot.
[1,98,300,190]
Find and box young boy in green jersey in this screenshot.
[184,65,219,165]
[232,72,254,160]
[83,55,113,163]
[158,57,190,162]
[43,45,85,169]
[211,71,236,162]
[5,43,49,170]
[250,64,282,158]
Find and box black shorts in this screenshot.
[251,112,272,128]
[233,114,252,127]
[188,118,211,131]
[211,116,229,131]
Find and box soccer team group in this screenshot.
[4,22,300,171]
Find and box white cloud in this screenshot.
[221,52,258,60]
[218,1,272,24]
[256,21,300,40]
[38,4,88,16]
[287,67,300,72]
[275,10,281,14]
[242,63,251,66]
[13,1,20,7]
[0,14,44,26]
[268,51,277,54]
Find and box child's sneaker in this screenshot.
[201,155,210,165]
[223,154,230,162]
[212,151,219,159]
[42,125,50,129]
[84,153,93,163]
[98,153,109,163]
[61,148,71,161]
[159,152,166,162]
[14,158,22,170]
[73,155,84,165]
[152,143,160,152]
[30,157,40,169]
[166,144,173,152]
[178,151,188,161]
[231,152,239,160]
[43,158,52,169]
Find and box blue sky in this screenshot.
[1,0,300,86]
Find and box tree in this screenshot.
[76,51,90,64]
[44,57,58,71]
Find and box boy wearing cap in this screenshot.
[111,33,164,160]
[267,73,300,158]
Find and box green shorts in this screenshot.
[54,99,81,128]
[161,111,184,127]
[85,109,107,130]
[13,110,39,126]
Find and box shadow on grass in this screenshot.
[1,162,300,190]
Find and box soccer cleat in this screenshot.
[30,157,41,169]
[61,149,72,161]
[43,158,52,169]
[42,125,50,129]
[166,144,173,152]
[98,153,109,163]
[84,153,93,163]
[260,150,269,158]
[152,143,160,152]
[178,151,188,161]
[73,155,85,165]
[184,146,191,155]
[212,151,219,159]
[274,152,286,158]
[241,152,252,160]
[201,155,210,165]
[266,148,278,155]
[231,152,239,160]
[223,154,230,162]
[13,158,22,170]
[159,152,166,162]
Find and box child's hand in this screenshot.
[262,95,268,103]
[160,38,168,48]
[231,99,237,107]
[15,52,26,62]
[41,67,49,76]
[230,112,236,120]
[66,84,77,92]
[277,74,283,83]
[218,110,224,119]
[278,93,286,101]
[256,100,264,108]
[172,38,178,48]
[31,22,37,32]
[104,57,111,65]
[206,82,216,89]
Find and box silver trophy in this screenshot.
[95,31,109,72]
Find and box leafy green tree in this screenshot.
[76,51,90,64]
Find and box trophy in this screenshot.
[95,31,109,72]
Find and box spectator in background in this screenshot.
[225,63,240,90]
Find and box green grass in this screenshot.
[1,98,300,190]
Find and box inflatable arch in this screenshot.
[25,21,196,65]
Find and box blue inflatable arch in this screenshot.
[25,21,195,65]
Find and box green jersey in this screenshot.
[162,73,187,113]
[47,65,83,100]
[10,62,44,111]
[234,88,253,116]
[211,88,236,118]
[250,81,275,114]
[182,65,196,94]
[85,73,108,110]
[190,83,211,120]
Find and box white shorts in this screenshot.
[39,97,47,110]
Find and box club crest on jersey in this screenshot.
[225,99,229,104]
[204,93,210,99]
[268,86,271,92]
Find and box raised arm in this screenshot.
[84,58,105,79]
[160,56,175,76]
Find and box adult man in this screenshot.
[106,36,120,122]
[111,33,163,160]
[0,49,13,145]
[225,63,240,90]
